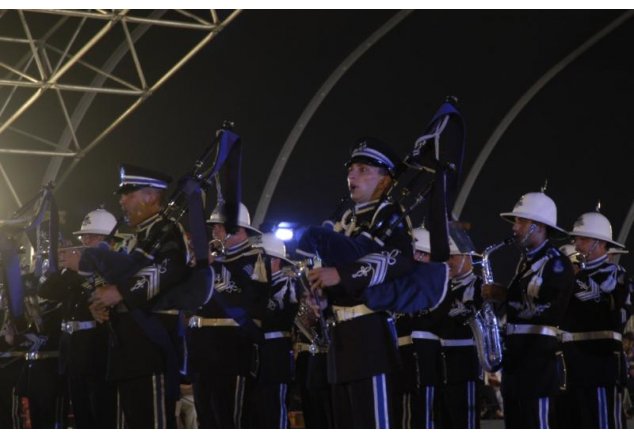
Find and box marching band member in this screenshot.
[187,203,266,428]
[482,190,575,428]
[60,164,191,428]
[558,209,630,428]
[39,208,119,428]
[409,225,447,429]
[248,233,298,427]
[299,138,415,428]
[436,234,483,428]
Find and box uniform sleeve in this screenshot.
[360,262,449,313]
[116,227,188,311]
[337,250,416,293]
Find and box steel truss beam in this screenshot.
[0,9,240,208]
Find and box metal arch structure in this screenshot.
[0,9,241,209]
[253,10,413,228]
[451,10,634,221]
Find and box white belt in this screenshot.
[264,331,291,340]
[332,304,375,322]
[441,338,475,347]
[61,320,97,334]
[294,342,327,354]
[561,330,622,343]
[398,335,413,346]
[25,351,59,361]
[188,316,262,328]
[411,330,440,341]
[506,323,559,338]
[154,309,180,315]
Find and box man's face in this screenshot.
[79,234,106,248]
[347,162,390,204]
[414,250,430,263]
[574,236,607,260]
[211,223,226,241]
[512,217,541,247]
[119,188,155,227]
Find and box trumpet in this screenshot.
[208,238,226,258]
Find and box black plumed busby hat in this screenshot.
[116,163,172,194]
[344,137,399,177]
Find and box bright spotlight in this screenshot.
[275,222,294,241]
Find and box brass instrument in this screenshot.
[208,238,226,258]
[467,237,513,372]
[283,258,330,353]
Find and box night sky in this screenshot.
[1,10,633,281]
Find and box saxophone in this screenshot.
[283,258,330,353]
[467,237,513,372]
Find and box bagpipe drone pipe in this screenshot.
[297,97,466,313]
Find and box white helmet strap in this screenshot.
[520,223,537,250]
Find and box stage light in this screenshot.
[275,222,294,241]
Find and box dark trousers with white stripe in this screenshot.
[557,385,624,428]
[503,396,555,429]
[331,373,393,428]
[438,380,480,428]
[191,372,248,428]
[411,385,438,428]
[248,382,289,428]
[116,374,176,428]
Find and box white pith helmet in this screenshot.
[73,208,117,236]
[568,211,625,248]
[500,192,565,233]
[258,233,293,264]
[413,225,431,253]
[206,202,262,236]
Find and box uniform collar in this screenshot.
[582,254,608,271]
[526,239,549,260]
[354,199,380,215]
[136,213,161,232]
[224,239,251,257]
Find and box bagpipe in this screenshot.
[0,183,61,347]
[297,96,465,268]
[79,121,243,311]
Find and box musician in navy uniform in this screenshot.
[482,191,575,428]
[436,235,483,428]
[39,208,118,428]
[247,233,299,428]
[60,164,191,428]
[187,203,267,428]
[408,224,448,429]
[300,138,415,428]
[557,210,630,428]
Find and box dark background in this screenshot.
[1,10,632,282]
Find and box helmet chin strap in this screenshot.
[519,223,537,250]
[579,239,599,269]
